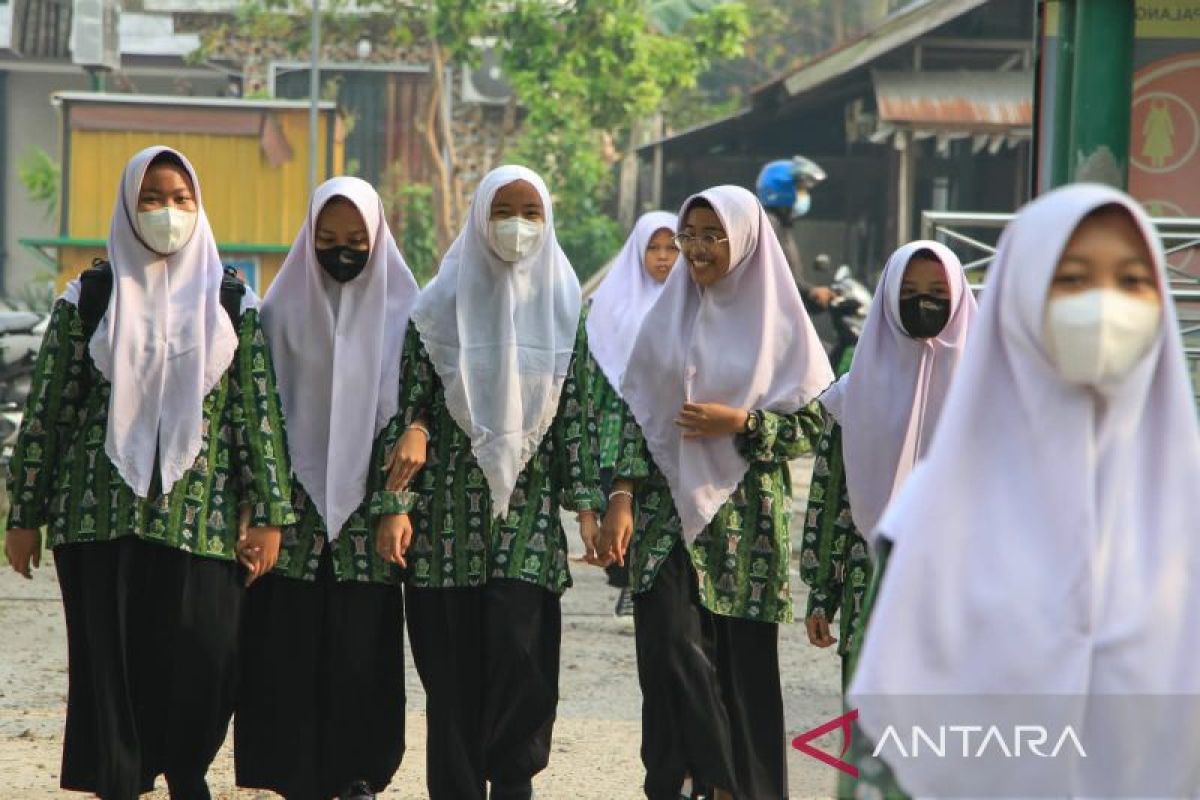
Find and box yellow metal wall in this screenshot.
[65,108,343,248]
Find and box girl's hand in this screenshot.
[386,424,429,492]
[599,493,635,567]
[238,526,282,587]
[675,403,749,439]
[376,513,414,568]
[805,614,837,648]
[577,511,609,567]
[4,528,41,579]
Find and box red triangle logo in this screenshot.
[791,708,860,778]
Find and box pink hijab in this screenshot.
[849,184,1200,798]
[621,185,833,542]
[819,240,976,542]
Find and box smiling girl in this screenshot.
[600,186,833,799]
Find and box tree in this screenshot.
[197,0,748,275]
[500,0,748,275]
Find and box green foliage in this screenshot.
[203,0,750,277]
[18,148,60,220]
[500,0,748,276]
[393,183,439,286]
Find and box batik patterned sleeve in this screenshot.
[368,329,428,516]
[6,301,84,529]
[735,401,824,463]
[612,398,652,483]
[232,309,296,528]
[801,419,850,622]
[586,351,623,471]
[554,321,603,513]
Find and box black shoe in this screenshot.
[339,780,376,800]
[614,586,635,617]
[490,781,533,800]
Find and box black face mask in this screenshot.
[899,294,951,339]
[316,246,369,283]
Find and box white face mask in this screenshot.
[792,191,812,218]
[137,207,198,255]
[489,216,544,262]
[1043,288,1162,389]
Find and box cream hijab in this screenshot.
[262,177,419,538]
[410,165,581,519]
[819,240,976,542]
[849,184,1200,798]
[621,186,833,542]
[84,146,238,499]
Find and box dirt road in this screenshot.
[0,458,846,798]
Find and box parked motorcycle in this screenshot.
[825,263,872,376]
[0,310,48,466]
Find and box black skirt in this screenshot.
[235,547,406,800]
[406,578,561,800]
[633,543,788,800]
[55,536,244,800]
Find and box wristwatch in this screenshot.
[744,410,760,434]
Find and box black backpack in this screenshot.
[76,258,247,337]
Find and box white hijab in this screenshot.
[411,165,581,519]
[849,184,1200,798]
[819,240,976,542]
[85,146,238,499]
[621,185,833,543]
[586,210,678,393]
[262,177,419,538]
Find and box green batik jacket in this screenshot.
[6,299,296,559]
[271,331,424,586]
[799,418,873,659]
[587,360,624,474]
[404,319,604,594]
[613,399,824,624]
[843,540,909,800]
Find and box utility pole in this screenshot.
[308,0,321,197]
[1048,0,1135,189]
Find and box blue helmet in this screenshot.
[755,160,796,210]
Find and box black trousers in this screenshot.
[55,536,243,800]
[405,579,561,800]
[235,550,406,800]
[634,544,788,800]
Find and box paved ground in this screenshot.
[0,457,848,799]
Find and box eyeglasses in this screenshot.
[672,233,729,249]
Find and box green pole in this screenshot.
[1065,0,1135,188]
[1049,0,1075,188]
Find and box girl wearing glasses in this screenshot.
[586,210,679,614]
[600,186,833,800]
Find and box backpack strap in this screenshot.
[219,265,247,327]
[77,259,113,338]
[76,260,246,338]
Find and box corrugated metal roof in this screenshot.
[872,69,1032,127]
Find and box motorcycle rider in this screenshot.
[755,156,835,308]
